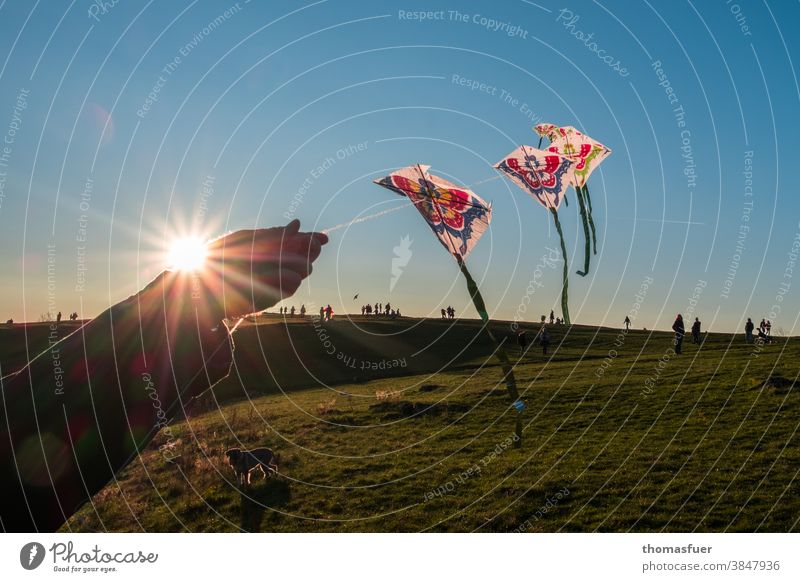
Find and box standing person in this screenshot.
[0,219,327,532]
[325,304,333,321]
[517,330,527,350]
[766,320,772,336]
[691,317,701,344]
[745,318,755,343]
[56,311,62,324]
[441,308,447,319]
[759,319,767,334]
[624,315,631,331]
[385,302,391,315]
[549,310,555,325]
[540,326,551,355]
[300,304,306,317]
[290,306,296,316]
[319,306,324,319]
[672,314,685,354]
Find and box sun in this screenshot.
[167,236,208,271]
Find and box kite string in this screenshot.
[322,202,414,234]
[465,174,502,188]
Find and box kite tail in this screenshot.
[575,186,591,277]
[584,184,597,255]
[537,137,543,149]
[456,255,523,447]
[550,208,570,325]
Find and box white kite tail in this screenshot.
[322,203,414,234]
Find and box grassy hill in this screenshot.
[44,316,800,532]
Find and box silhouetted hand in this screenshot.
[203,219,328,320]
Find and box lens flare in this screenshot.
[167,237,208,271]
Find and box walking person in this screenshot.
[745,318,754,343]
[624,315,631,331]
[691,317,701,344]
[672,314,685,354]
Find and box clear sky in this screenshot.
[0,0,798,333]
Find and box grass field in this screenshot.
[13,316,794,533]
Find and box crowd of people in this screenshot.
[278,305,308,317]
[361,302,402,318]
[667,314,775,354]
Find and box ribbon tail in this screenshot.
[456,254,523,447]
[575,186,591,277]
[550,208,570,325]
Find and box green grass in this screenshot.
[58,318,799,532]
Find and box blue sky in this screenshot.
[0,0,798,333]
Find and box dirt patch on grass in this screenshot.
[369,400,470,419]
[763,376,797,394]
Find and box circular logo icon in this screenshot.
[19,542,46,570]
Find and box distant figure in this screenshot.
[290,306,296,316]
[441,308,447,319]
[549,310,555,325]
[56,311,62,324]
[691,317,701,344]
[375,303,379,315]
[390,309,396,317]
[759,319,767,334]
[385,302,391,315]
[300,305,306,317]
[324,304,333,321]
[396,308,401,317]
[517,330,527,349]
[448,306,455,319]
[555,317,561,325]
[672,314,685,354]
[766,320,772,335]
[624,316,631,331]
[540,326,551,355]
[378,303,382,314]
[319,306,325,319]
[745,318,754,343]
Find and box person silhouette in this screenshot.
[56,311,62,324]
[0,219,327,532]
[691,317,701,344]
[745,318,754,343]
[624,316,631,331]
[300,304,306,317]
[672,314,685,354]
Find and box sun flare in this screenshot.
[167,237,208,271]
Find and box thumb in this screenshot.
[284,219,301,237]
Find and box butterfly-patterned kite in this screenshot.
[495,147,576,324]
[374,164,523,444]
[536,124,612,277]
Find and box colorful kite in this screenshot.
[495,146,576,324]
[537,124,612,276]
[374,164,523,444]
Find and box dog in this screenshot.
[225,447,278,486]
